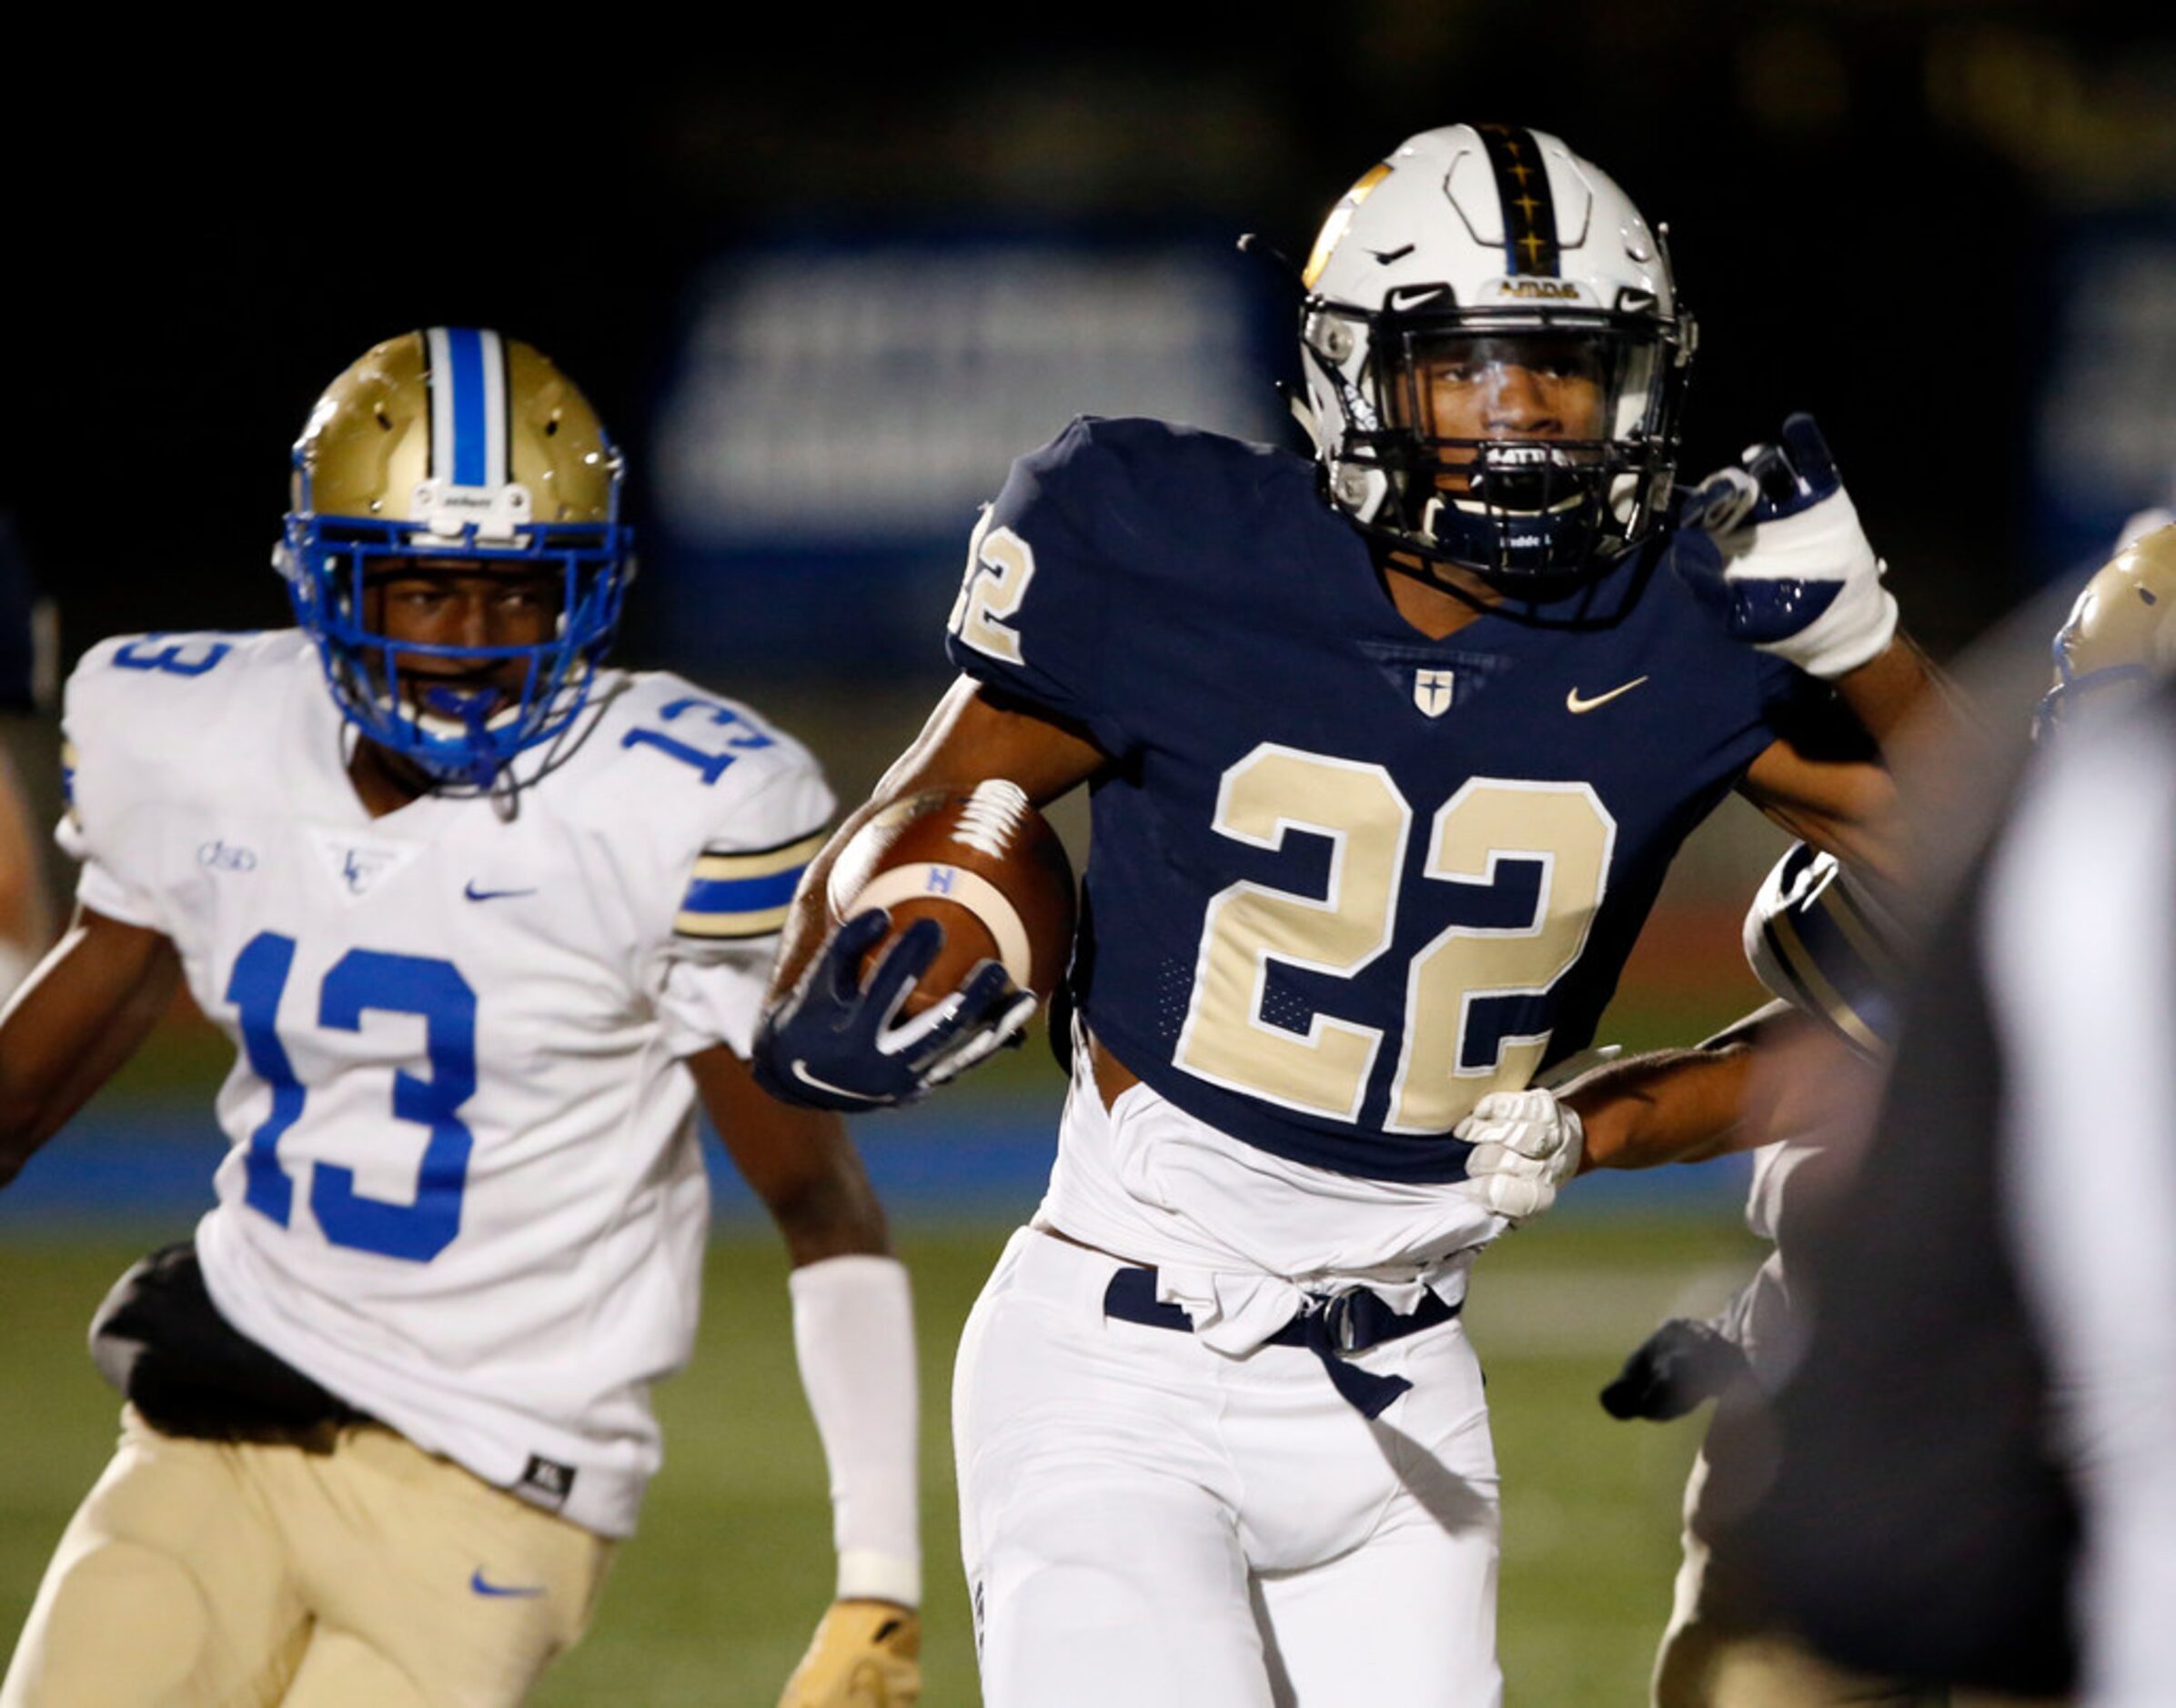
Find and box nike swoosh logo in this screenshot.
[791,1060,887,1104]
[470,1569,545,1598]
[1565,677,1650,714]
[464,882,539,902]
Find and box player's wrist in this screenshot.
[790,1255,921,1610]
[1770,574,1899,679]
[835,1550,922,1609]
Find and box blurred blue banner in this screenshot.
[0,1101,1752,1238]
[642,227,1288,676]
[2034,213,2176,578]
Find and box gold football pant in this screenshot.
[1,1408,612,1707]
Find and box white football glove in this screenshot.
[1670,413,1899,680]
[778,1600,922,1708]
[1456,1087,1586,1221]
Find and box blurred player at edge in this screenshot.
[1463,536,2176,1703]
[751,126,1930,1705]
[0,517,58,994]
[0,331,920,1708]
[1744,540,2176,1704]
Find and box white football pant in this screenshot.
[955,1228,1502,1707]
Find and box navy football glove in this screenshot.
[1667,413,1898,679]
[753,911,1036,1112]
[1598,1315,1753,1422]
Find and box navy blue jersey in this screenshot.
[947,417,1808,1182]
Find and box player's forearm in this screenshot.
[764,1149,894,1267]
[0,914,177,1186]
[1564,1042,1756,1172]
[790,1253,922,1607]
[1828,628,1957,753]
[703,1076,894,1263]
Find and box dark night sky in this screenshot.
[7,4,2165,669]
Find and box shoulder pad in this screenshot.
[64,630,290,776]
[565,670,835,943]
[1022,415,1296,530]
[585,671,825,807]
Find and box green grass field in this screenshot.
[0,1212,1760,1704]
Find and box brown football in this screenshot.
[825,782,1078,1015]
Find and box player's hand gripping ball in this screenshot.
[778,1600,922,1707]
[825,780,1077,1012]
[753,783,1076,1111]
[1667,412,1898,679]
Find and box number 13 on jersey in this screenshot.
[1174,745,1616,1133]
[227,933,479,1262]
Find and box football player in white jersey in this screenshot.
[0,330,924,1707]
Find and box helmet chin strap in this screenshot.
[1348,502,1623,611]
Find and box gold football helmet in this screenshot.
[277,327,632,786]
[2040,522,2176,734]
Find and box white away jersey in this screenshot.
[57,630,834,1537]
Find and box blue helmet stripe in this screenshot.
[444,327,489,488]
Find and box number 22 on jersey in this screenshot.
[227,933,478,1262]
[1175,745,1616,1133]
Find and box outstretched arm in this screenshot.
[1827,628,1954,752]
[1459,1004,1880,1214]
[687,1044,923,1704]
[1567,1001,1879,1171]
[0,904,178,1188]
[1738,628,1959,878]
[1669,414,1963,876]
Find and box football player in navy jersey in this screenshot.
[759,124,1929,1706]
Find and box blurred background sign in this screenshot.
[2034,216,2176,571]
[645,232,1284,673]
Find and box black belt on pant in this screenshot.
[1102,1264,1460,1420]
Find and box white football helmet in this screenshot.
[1299,124,1696,588]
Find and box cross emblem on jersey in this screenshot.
[1414,668,1455,718]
